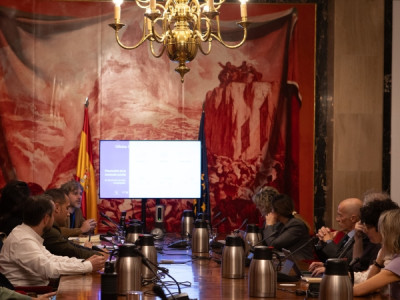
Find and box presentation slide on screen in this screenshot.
[99,140,201,199]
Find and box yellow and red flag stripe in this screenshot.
[75,101,98,221]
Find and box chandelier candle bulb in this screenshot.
[150,0,156,11]
[207,0,214,11]
[113,0,123,23]
[240,0,247,19]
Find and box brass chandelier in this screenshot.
[110,0,250,82]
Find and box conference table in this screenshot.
[54,234,392,300]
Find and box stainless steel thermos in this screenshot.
[138,234,158,279]
[192,219,209,253]
[125,223,143,244]
[248,246,276,297]
[222,235,245,278]
[319,258,352,300]
[116,243,142,295]
[181,210,194,238]
[244,224,261,255]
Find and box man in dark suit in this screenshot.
[310,197,363,275]
[42,188,105,259]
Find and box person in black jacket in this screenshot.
[0,180,31,236]
[42,188,105,259]
[263,194,314,260]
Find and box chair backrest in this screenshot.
[0,232,6,252]
[0,272,14,290]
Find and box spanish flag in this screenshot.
[75,99,98,221]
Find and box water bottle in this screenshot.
[222,235,245,278]
[319,258,352,300]
[116,243,142,295]
[248,246,276,297]
[192,219,209,253]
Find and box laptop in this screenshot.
[279,249,322,281]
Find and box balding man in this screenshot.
[313,198,363,265]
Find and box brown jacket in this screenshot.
[60,208,86,237]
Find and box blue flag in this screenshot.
[196,110,210,220]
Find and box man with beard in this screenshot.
[42,188,104,259]
[0,194,106,286]
[59,181,96,237]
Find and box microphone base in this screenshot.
[167,293,189,300]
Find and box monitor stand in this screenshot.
[141,198,147,233]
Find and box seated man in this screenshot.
[310,198,363,275]
[0,194,106,286]
[59,181,96,237]
[42,188,105,259]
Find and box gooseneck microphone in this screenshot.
[100,212,120,227]
[101,220,116,228]
[234,218,248,233]
[211,211,222,223]
[213,217,227,229]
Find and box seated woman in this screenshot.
[262,193,313,260]
[354,208,400,298]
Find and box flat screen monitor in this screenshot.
[99,140,201,199]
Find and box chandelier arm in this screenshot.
[136,0,150,9]
[211,27,248,49]
[151,22,168,43]
[114,27,151,50]
[210,16,249,49]
[198,18,212,42]
[198,40,212,55]
[149,41,166,58]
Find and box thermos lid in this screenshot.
[253,246,273,260]
[246,224,259,233]
[139,234,155,246]
[194,219,207,228]
[182,210,194,218]
[104,261,115,273]
[225,235,243,246]
[118,243,141,257]
[196,213,205,221]
[325,258,348,275]
[126,223,142,234]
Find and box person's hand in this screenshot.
[354,221,367,240]
[33,291,57,299]
[87,255,107,272]
[309,261,324,272]
[311,266,325,277]
[375,247,386,266]
[316,226,334,242]
[80,219,97,234]
[83,241,93,248]
[266,212,277,226]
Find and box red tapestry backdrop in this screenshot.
[0,1,315,233]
